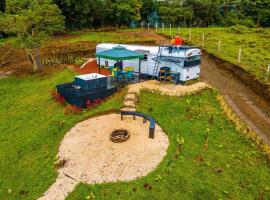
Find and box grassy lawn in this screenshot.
[0,70,125,200]
[160,27,270,85]
[67,90,270,200]
[62,29,156,44]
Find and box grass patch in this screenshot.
[67,90,270,200]
[0,69,125,200]
[63,29,156,44]
[160,27,270,85]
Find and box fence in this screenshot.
[138,24,269,84]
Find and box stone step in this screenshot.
[125,93,136,101]
[120,107,136,112]
[124,100,136,108]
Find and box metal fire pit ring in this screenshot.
[110,129,130,143]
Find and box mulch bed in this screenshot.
[75,59,111,76]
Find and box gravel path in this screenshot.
[38,114,169,200]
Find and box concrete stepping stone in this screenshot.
[121,107,136,112]
[125,93,136,101]
[124,100,136,108]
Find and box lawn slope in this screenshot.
[67,90,270,200]
[0,70,125,200]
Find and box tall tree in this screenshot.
[112,0,142,25]
[141,0,156,22]
[0,0,5,12]
[0,0,65,72]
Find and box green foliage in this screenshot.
[0,69,125,200]
[0,0,5,12]
[1,0,65,49]
[66,91,270,199]
[0,0,65,71]
[112,0,142,25]
[52,0,270,29]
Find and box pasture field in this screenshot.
[161,27,270,85]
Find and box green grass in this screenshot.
[66,90,270,200]
[63,29,155,44]
[0,70,125,200]
[0,37,14,47]
[160,27,270,85]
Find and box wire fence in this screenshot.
[137,24,270,84]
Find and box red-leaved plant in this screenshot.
[51,90,66,105]
[64,105,83,114]
[85,98,103,109]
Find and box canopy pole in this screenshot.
[139,59,141,82]
[98,57,101,74]
[117,60,119,83]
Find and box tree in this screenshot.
[141,0,156,22]
[0,0,5,12]
[184,0,221,27]
[0,0,65,72]
[112,0,142,26]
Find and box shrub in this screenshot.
[51,90,66,105]
[85,98,103,109]
[64,105,83,114]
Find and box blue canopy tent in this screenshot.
[96,45,144,82]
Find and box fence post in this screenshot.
[170,24,172,36]
[266,64,270,82]
[189,29,192,41]
[141,21,144,29]
[202,33,205,48]
[162,23,164,33]
[218,40,221,54]
[116,24,118,29]
[238,48,242,63]
[148,23,149,31]
[156,23,158,32]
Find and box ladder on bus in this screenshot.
[152,40,164,78]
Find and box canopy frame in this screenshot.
[96,45,144,82]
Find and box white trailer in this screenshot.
[96,43,201,82]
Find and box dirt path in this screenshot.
[201,55,270,145]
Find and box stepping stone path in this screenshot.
[121,92,137,112]
[121,80,208,112]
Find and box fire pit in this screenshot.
[110,129,130,143]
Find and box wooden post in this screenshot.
[162,23,164,33]
[189,29,192,41]
[139,59,141,82]
[148,23,149,31]
[141,21,144,29]
[238,48,242,63]
[98,57,101,74]
[156,23,158,32]
[116,24,118,29]
[202,33,205,48]
[218,40,221,54]
[170,24,172,36]
[266,64,270,82]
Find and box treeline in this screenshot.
[52,0,270,30]
[1,0,270,31]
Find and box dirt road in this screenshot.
[201,55,270,145]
